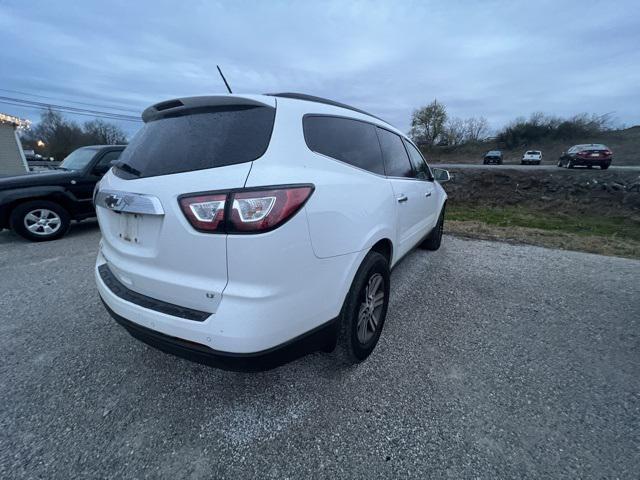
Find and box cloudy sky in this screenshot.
[1,0,638,137]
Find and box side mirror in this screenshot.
[432,168,450,183]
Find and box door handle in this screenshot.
[425,192,432,198]
[397,194,408,203]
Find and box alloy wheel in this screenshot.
[356,273,385,344]
[23,209,62,236]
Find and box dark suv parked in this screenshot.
[0,145,124,241]
[483,150,503,165]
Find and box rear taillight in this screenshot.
[179,185,313,234]
[604,150,612,156]
[179,193,226,232]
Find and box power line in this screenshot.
[0,87,142,114]
[0,99,143,123]
[0,96,142,122]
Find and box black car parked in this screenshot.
[0,145,124,241]
[558,144,613,169]
[483,150,503,165]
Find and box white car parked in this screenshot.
[521,150,542,165]
[94,93,449,370]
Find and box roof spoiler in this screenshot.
[142,95,275,123]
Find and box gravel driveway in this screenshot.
[1,222,638,479]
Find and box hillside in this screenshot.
[424,126,640,166]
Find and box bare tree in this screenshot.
[409,99,448,146]
[20,110,128,161]
[464,116,490,142]
[444,117,466,146]
[83,119,128,145]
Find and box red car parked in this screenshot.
[558,144,613,169]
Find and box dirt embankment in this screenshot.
[426,126,640,166]
[443,168,640,216]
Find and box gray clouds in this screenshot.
[1,0,638,136]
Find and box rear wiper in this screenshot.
[114,161,142,177]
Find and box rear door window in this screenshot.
[303,115,385,175]
[403,139,432,180]
[377,128,413,178]
[114,106,275,179]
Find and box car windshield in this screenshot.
[59,148,97,170]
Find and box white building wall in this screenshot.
[0,123,28,175]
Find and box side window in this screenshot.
[377,127,413,178]
[93,150,122,175]
[96,150,122,168]
[303,116,385,175]
[403,139,432,180]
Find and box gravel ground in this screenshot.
[1,221,639,479]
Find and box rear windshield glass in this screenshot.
[114,106,275,179]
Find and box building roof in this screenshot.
[0,112,30,128]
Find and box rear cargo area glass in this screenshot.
[115,106,275,179]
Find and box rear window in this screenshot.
[526,151,540,155]
[303,115,385,175]
[114,106,275,179]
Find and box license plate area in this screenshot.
[118,212,141,244]
[590,153,600,157]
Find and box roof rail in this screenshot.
[266,92,386,123]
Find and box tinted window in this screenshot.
[377,128,413,178]
[303,116,384,175]
[115,106,275,179]
[403,139,432,180]
[95,150,122,168]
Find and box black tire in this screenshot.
[421,207,445,251]
[333,251,390,365]
[557,160,563,167]
[601,163,610,170]
[566,159,573,169]
[10,200,70,242]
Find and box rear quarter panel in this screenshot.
[244,99,397,259]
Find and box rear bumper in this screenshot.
[572,157,611,166]
[101,299,336,371]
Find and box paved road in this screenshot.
[432,163,640,172]
[1,223,639,479]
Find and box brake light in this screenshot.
[179,193,226,232]
[228,186,313,232]
[179,185,313,234]
[604,150,612,156]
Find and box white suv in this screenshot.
[94,93,449,370]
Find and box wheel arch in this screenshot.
[1,188,75,222]
[370,238,393,266]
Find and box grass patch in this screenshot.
[446,204,640,241]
